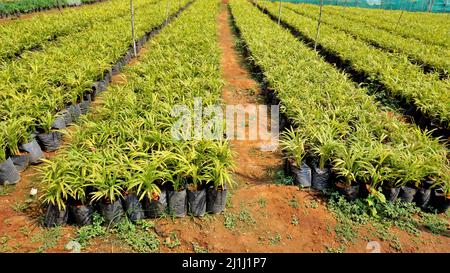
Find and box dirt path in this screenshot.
[219,0,282,186]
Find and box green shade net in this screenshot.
[274,0,449,13]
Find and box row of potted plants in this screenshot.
[0,0,161,62]
[326,3,449,48]
[0,0,191,183]
[284,3,449,77]
[41,0,235,226]
[0,0,105,17]
[230,0,449,212]
[258,1,450,131]
[44,183,228,227]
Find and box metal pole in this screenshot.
[166,0,171,25]
[277,0,282,25]
[428,0,434,12]
[314,0,324,51]
[130,0,137,57]
[394,9,404,31]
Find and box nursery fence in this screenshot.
[272,0,450,12]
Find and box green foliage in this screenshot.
[192,242,208,253]
[40,0,234,207]
[261,1,450,126]
[269,233,281,245]
[31,227,62,253]
[230,0,449,196]
[257,198,266,208]
[0,0,190,167]
[420,213,449,237]
[74,212,106,247]
[238,208,256,225]
[279,128,307,166]
[325,244,346,253]
[223,212,236,230]
[288,198,299,209]
[327,191,448,239]
[334,223,358,244]
[274,170,294,186]
[163,232,181,249]
[285,3,450,76]
[114,220,160,253]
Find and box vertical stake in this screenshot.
[166,0,171,25]
[277,0,282,25]
[394,3,405,31]
[130,0,137,57]
[314,0,324,51]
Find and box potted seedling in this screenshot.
[205,158,234,214]
[65,92,82,122]
[0,145,20,186]
[397,155,425,203]
[203,140,235,214]
[380,153,402,202]
[429,169,450,213]
[176,143,211,217]
[133,154,172,218]
[90,174,125,227]
[414,175,435,209]
[167,175,188,218]
[36,112,63,152]
[4,118,32,173]
[309,125,343,191]
[280,128,311,188]
[41,165,71,227]
[0,126,21,185]
[332,147,365,200]
[79,93,92,115]
[414,154,444,209]
[19,130,45,165]
[68,178,93,226]
[128,161,169,221]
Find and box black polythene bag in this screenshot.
[69,204,93,226]
[44,203,68,227]
[0,157,21,185]
[187,188,206,217]
[51,116,66,130]
[399,186,417,203]
[382,187,401,202]
[60,109,73,126]
[91,83,100,100]
[337,184,360,201]
[290,160,311,188]
[68,104,82,121]
[430,189,449,213]
[20,138,44,164]
[168,189,187,218]
[111,62,122,75]
[11,154,30,172]
[311,164,330,191]
[99,199,124,227]
[123,194,145,223]
[98,80,108,92]
[143,190,167,218]
[414,188,431,209]
[79,101,90,115]
[37,132,62,152]
[206,185,227,214]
